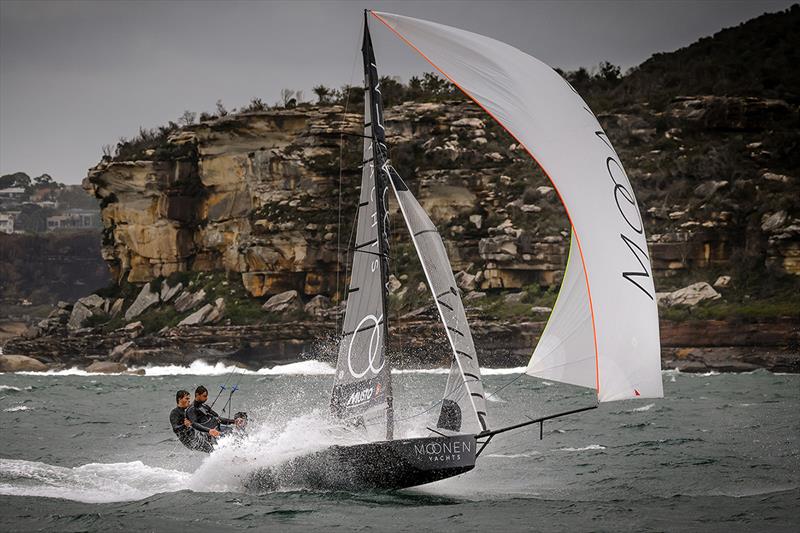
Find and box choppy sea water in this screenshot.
[0,362,797,532]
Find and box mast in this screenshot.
[328,12,394,441]
[362,10,394,440]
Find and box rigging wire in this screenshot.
[357,369,529,429]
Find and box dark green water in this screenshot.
[0,365,797,532]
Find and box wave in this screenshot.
[18,367,104,377]
[484,452,541,458]
[11,360,530,377]
[0,458,189,504]
[3,405,30,412]
[138,360,337,376]
[632,403,655,412]
[0,385,22,392]
[0,411,369,503]
[556,444,606,452]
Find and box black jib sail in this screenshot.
[387,167,488,434]
[330,13,394,441]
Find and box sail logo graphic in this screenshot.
[346,385,375,407]
[347,314,385,378]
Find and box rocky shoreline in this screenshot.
[2,315,796,374]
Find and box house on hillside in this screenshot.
[0,188,27,207]
[46,209,101,231]
[0,212,15,234]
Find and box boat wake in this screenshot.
[0,411,364,503]
[0,458,189,503]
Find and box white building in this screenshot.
[46,209,101,231]
[0,213,15,234]
[0,188,26,200]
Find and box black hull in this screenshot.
[245,434,476,492]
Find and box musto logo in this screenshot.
[346,385,375,407]
[414,440,471,462]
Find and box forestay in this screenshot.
[330,18,393,440]
[388,167,488,434]
[372,11,663,402]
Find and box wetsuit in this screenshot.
[169,406,214,453]
[186,400,235,432]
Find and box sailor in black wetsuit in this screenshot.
[169,389,217,453]
[186,385,246,436]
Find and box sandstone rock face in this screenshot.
[0,354,48,372]
[455,271,477,292]
[82,97,799,305]
[659,282,722,307]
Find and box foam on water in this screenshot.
[3,405,30,412]
[556,444,606,452]
[189,411,365,492]
[138,360,337,376]
[633,403,655,412]
[12,360,529,378]
[17,368,103,377]
[0,412,368,503]
[485,452,541,458]
[0,459,189,503]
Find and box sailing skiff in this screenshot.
[246,10,662,491]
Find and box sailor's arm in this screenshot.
[190,420,213,433]
[205,405,236,426]
[169,410,187,431]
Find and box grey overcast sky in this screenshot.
[0,0,794,184]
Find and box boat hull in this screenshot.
[245,434,476,491]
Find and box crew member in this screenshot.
[186,385,246,435]
[169,389,220,453]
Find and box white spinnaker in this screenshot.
[527,230,595,388]
[373,11,663,402]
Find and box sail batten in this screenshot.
[373,10,663,402]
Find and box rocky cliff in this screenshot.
[83,95,799,298]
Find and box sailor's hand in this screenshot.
[209,428,221,437]
[183,418,192,428]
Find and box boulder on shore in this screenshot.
[658,282,721,307]
[85,361,127,374]
[174,289,206,313]
[262,290,301,313]
[304,295,330,317]
[125,283,160,320]
[0,354,48,372]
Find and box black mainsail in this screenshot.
[330,13,394,441]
